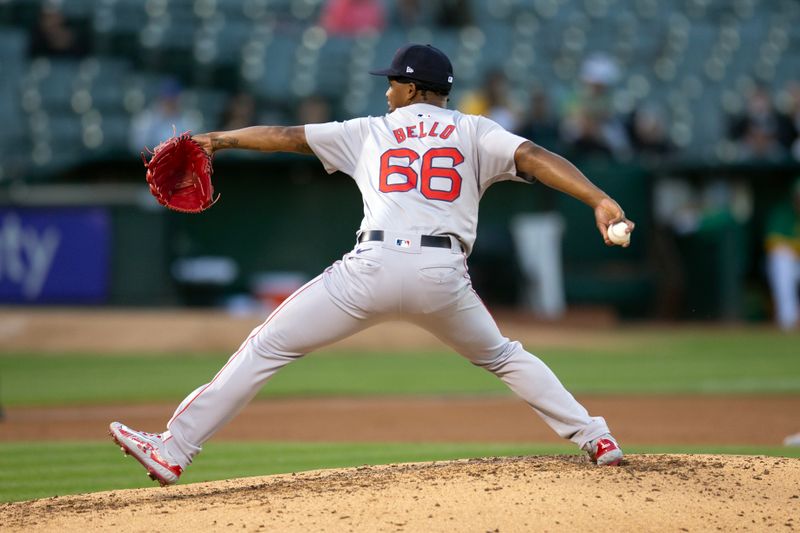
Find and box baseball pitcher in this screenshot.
[111,44,632,485]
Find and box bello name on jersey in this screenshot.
[391,120,456,142]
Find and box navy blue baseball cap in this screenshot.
[370,44,454,89]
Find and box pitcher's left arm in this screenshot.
[514,141,634,246]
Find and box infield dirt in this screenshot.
[4,395,800,445]
[3,454,799,532]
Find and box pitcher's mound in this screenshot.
[4,454,799,532]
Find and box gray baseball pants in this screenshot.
[164,233,610,468]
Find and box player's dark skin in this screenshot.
[193,79,634,247]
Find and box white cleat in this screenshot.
[584,434,624,466]
[109,421,183,486]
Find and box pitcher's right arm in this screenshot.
[193,126,313,156]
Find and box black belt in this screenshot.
[358,230,453,249]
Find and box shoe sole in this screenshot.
[109,429,175,487]
[596,449,624,466]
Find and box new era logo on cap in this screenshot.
[369,44,454,89]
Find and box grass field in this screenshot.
[1,328,799,406]
[1,327,798,503]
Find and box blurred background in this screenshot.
[1,0,799,327]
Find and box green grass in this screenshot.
[543,329,800,394]
[1,328,799,406]
[1,441,798,503]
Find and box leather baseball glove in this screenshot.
[142,131,218,213]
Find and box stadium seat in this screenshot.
[23,59,82,113]
[181,87,228,130]
[313,35,354,98]
[97,112,131,152]
[0,25,27,63]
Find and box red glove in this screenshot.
[142,131,218,213]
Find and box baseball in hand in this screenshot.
[608,222,631,245]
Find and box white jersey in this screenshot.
[305,103,529,255]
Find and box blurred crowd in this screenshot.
[459,52,800,166]
[21,1,800,165]
[123,53,800,167]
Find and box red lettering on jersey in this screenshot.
[429,122,440,137]
[379,148,419,193]
[406,125,417,138]
[378,147,464,203]
[418,122,428,138]
[420,147,464,202]
[440,124,455,139]
[393,128,406,143]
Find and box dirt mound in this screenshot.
[3,455,798,532]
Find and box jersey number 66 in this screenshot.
[379,147,464,202]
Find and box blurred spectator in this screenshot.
[320,0,385,36]
[779,81,800,160]
[130,79,200,152]
[565,111,616,158]
[738,123,786,162]
[516,88,561,151]
[433,0,474,28]
[29,4,89,58]
[459,69,518,131]
[560,54,631,160]
[764,177,800,330]
[220,92,258,131]
[393,0,425,27]
[295,95,332,124]
[627,103,674,161]
[728,85,792,162]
